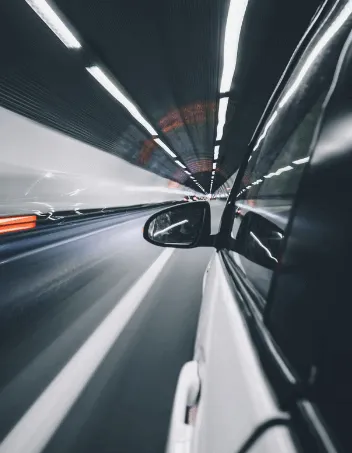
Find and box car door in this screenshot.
[182,4,352,453]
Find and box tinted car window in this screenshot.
[230,95,325,298]
[229,0,352,299]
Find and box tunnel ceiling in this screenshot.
[0,0,322,193]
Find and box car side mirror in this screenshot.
[234,211,284,270]
[143,201,212,248]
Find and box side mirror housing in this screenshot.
[143,201,212,248]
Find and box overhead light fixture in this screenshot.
[184,170,191,175]
[214,145,220,160]
[26,0,81,49]
[216,97,229,141]
[174,160,186,170]
[212,162,217,170]
[86,66,157,135]
[154,138,176,158]
[220,0,249,93]
[293,157,309,165]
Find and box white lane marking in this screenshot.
[0,248,175,453]
[0,213,147,266]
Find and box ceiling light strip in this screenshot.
[86,66,157,135]
[26,0,81,49]
[220,0,249,93]
[212,0,249,193]
[175,160,186,169]
[27,1,194,188]
[86,68,192,178]
[154,138,176,158]
[216,97,229,141]
[214,145,220,160]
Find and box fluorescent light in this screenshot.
[174,160,186,169]
[154,138,176,158]
[293,157,309,165]
[214,145,220,160]
[220,0,249,93]
[26,0,81,49]
[264,173,275,179]
[86,66,157,135]
[184,170,191,175]
[212,162,217,170]
[216,97,229,140]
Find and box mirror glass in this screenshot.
[147,203,206,246]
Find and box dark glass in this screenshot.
[228,9,344,297]
[147,203,205,246]
[236,212,284,271]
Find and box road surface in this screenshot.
[0,204,223,453]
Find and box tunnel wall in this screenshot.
[0,107,193,215]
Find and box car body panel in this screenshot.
[190,254,296,453]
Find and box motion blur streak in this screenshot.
[0,248,174,453]
[0,222,36,235]
[0,208,214,453]
[0,216,36,226]
[0,216,37,235]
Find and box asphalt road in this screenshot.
[0,206,217,453]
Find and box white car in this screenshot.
[144,5,352,453]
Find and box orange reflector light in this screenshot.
[0,215,36,234]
